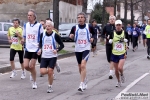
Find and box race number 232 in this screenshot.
[28,34,35,39]
[78,40,86,44]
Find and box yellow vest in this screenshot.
[7,26,23,50]
[112,31,126,55]
[145,25,150,38]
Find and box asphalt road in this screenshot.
[0,43,150,100]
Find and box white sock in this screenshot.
[109,70,113,75]
[49,85,52,87]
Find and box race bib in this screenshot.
[148,30,150,34]
[133,31,137,35]
[114,43,124,51]
[27,34,36,42]
[78,39,87,47]
[128,31,131,35]
[11,37,19,44]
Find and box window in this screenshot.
[4,24,12,31]
[0,23,2,31]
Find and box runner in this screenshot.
[91,19,101,57]
[141,20,147,49]
[7,18,26,79]
[132,23,141,52]
[69,12,95,92]
[37,20,64,93]
[126,24,132,48]
[45,18,61,74]
[23,9,44,89]
[102,15,116,79]
[108,20,127,87]
[144,19,150,59]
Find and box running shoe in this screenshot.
[116,82,121,87]
[10,71,17,78]
[78,82,84,92]
[121,75,125,83]
[109,75,113,79]
[55,62,61,73]
[47,86,53,93]
[21,71,26,79]
[32,82,37,89]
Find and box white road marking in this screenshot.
[115,72,149,100]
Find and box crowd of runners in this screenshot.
[6,9,150,93]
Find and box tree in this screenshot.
[82,0,88,13]
[90,3,109,24]
[53,0,60,30]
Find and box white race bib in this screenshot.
[133,31,137,35]
[78,39,87,48]
[128,31,131,35]
[114,43,124,51]
[11,37,19,44]
[148,30,150,34]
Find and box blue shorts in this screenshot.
[111,54,125,63]
[142,34,146,39]
[75,50,90,64]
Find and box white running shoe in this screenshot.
[121,75,125,83]
[78,82,84,92]
[116,82,121,87]
[21,71,26,79]
[10,71,17,78]
[32,82,37,89]
[83,78,88,90]
[55,62,61,73]
[53,74,56,80]
[30,75,33,81]
[47,86,53,93]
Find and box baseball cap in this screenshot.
[115,20,122,25]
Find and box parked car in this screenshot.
[59,23,77,41]
[0,22,13,44]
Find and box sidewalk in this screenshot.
[0,42,105,73]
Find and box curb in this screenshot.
[0,45,10,48]
[0,52,75,74]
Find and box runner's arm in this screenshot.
[23,24,26,42]
[39,33,43,49]
[7,28,11,40]
[69,26,76,39]
[55,34,64,52]
[89,25,96,38]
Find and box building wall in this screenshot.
[118,3,141,20]
[59,1,82,23]
[0,0,82,25]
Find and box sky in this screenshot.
[87,0,102,10]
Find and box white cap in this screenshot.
[115,20,122,25]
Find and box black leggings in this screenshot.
[132,37,138,48]
[10,49,24,63]
[147,38,150,55]
[128,35,132,46]
[106,45,112,63]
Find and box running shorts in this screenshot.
[111,53,125,63]
[40,57,57,69]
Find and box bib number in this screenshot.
[27,34,36,42]
[148,30,150,34]
[133,31,137,35]
[114,43,124,51]
[43,44,52,52]
[128,31,131,35]
[11,37,19,44]
[78,39,87,47]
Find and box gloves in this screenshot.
[109,39,113,44]
[124,39,128,43]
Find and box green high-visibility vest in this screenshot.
[145,25,150,38]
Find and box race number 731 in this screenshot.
[28,34,35,39]
[78,39,86,44]
[44,44,52,50]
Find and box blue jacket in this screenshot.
[131,27,140,37]
[126,26,132,35]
